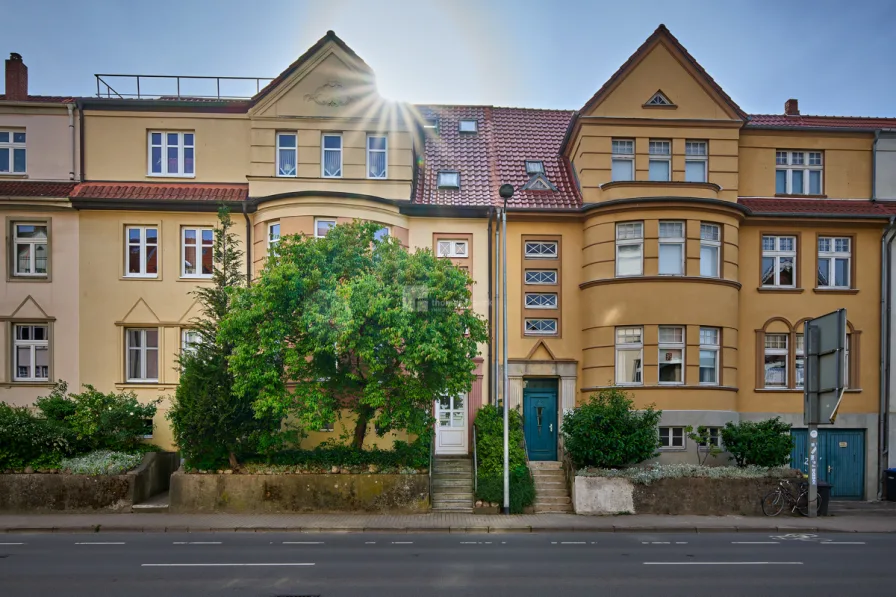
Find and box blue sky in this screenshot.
[2,0,895,116]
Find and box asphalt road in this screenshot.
[0,531,891,596]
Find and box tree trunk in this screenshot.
[352,405,374,450]
[228,451,239,470]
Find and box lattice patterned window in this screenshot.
[525,319,558,335]
[525,270,557,285]
[437,240,468,258]
[525,293,558,309]
[524,241,558,259]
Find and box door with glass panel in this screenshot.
[435,394,468,455]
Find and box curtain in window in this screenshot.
[324,149,341,176]
[278,149,297,176]
[648,160,670,181]
[685,161,706,182]
[368,151,386,178]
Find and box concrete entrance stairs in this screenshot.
[529,461,573,513]
[431,456,474,513]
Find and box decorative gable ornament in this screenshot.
[523,172,557,191]
[644,90,674,107]
[304,80,360,107]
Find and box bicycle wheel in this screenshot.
[797,496,820,517]
[761,489,785,516]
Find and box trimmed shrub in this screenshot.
[473,405,535,513]
[721,418,793,468]
[60,450,143,475]
[0,403,72,470]
[561,387,661,469]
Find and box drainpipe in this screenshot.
[242,202,252,286]
[77,100,85,181]
[67,104,75,181]
[872,131,881,202]
[880,218,896,498]
[487,207,494,405]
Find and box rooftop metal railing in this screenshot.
[94,74,274,100]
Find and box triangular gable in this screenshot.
[579,24,745,121]
[177,299,205,324]
[522,173,558,191]
[9,295,52,320]
[119,298,161,325]
[250,30,379,118]
[526,340,557,361]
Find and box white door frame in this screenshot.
[435,393,468,455]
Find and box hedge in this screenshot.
[473,405,535,513]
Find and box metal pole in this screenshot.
[808,424,819,518]
[502,205,510,515]
[493,214,500,406]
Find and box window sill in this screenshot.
[756,287,804,294]
[774,193,828,199]
[0,173,28,179]
[178,276,214,282]
[658,447,687,452]
[0,381,54,388]
[813,287,859,295]
[121,275,161,281]
[116,382,176,390]
[146,174,196,180]
[7,275,51,283]
[755,388,802,393]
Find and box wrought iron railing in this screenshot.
[94,74,274,100]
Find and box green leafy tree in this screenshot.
[561,387,662,469]
[721,418,793,468]
[221,220,488,449]
[686,425,723,466]
[168,207,281,470]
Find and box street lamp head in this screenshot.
[499,184,515,199]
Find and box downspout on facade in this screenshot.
[67,104,75,181]
[242,201,252,286]
[76,100,85,181]
[487,206,494,405]
[880,217,896,499]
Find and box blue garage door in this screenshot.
[790,429,865,500]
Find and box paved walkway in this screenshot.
[3,511,896,533]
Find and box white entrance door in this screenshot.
[435,393,468,455]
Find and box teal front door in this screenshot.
[523,389,558,461]
[791,429,865,499]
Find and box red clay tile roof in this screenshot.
[0,180,77,197]
[739,197,896,218]
[414,106,581,209]
[746,114,896,130]
[0,94,74,103]
[72,182,248,202]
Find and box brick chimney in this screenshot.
[5,53,28,100]
[784,98,800,116]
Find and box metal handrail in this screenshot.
[472,425,478,494]
[94,74,274,100]
[428,425,435,506]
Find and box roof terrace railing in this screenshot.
[94,74,275,100]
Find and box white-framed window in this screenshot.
[125,226,159,277]
[776,150,823,195]
[374,225,390,241]
[181,329,201,356]
[315,218,336,239]
[526,160,544,175]
[795,332,805,389]
[13,324,49,381]
[525,293,558,309]
[12,222,48,276]
[685,140,708,183]
[700,223,721,278]
[0,130,26,173]
[648,139,671,181]
[148,131,194,177]
[524,241,558,259]
[182,227,213,278]
[437,239,468,258]
[699,327,720,385]
[458,120,478,133]
[268,222,280,254]
[658,325,684,384]
[817,237,851,288]
[437,170,460,188]
[611,138,634,182]
[616,222,643,277]
[761,235,796,287]
[525,270,557,285]
[367,135,387,179]
[276,132,297,177]
[525,318,558,335]
[697,427,722,448]
[437,394,466,428]
[658,221,685,276]
[659,426,685,449]
[615,326,643,385]
[322,134,342,178]
[126,328,159,382]
[764,333,788,388]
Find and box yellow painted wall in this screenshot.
[0,105,80,181]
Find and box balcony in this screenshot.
[599,180,722,203]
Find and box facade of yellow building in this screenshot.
[3,26,896,499]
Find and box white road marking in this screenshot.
[391,541,413,545]
[561,542,586,545]
[365,542,376,544]
[0,542,24,545]
[283,541,324,545]
[732,541,780,545]
[173,541,222,545]
[675,542,687,545]
[75,542,125,545]
[821,541,866,545]
[644,562,803,566]
[141,563,315,567]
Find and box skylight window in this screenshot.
[438,170,460,188]
[645,90,674,107]
[458,120,478,133]
[526,160,545,175]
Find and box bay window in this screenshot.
[615,326,643,385]
[648,139,671,181]
[658,326,684,384]
[700,223,721,277]
[658,221,684,275]
[611,139,634,181]
[699,327,720,385]
[616,222,643,277]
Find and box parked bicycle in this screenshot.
[761,478,819,516]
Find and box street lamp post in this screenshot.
[498,183,514,515]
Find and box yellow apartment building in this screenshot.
[3,26,896,499]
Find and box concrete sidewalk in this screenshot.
[2,512,896,533]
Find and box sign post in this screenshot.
[803,308,847,518]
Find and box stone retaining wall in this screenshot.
[169,472,430,513]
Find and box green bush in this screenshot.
[561,387,661,469]
[0,403,72,470]
[239,437,431,473]
[36,382,159,453]
[721,418,793,468]
[60,450,144,475]
[473,405,535,513]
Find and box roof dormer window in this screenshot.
[458,120,478,133]
[438,170,460,189]
[525,160,544,175]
